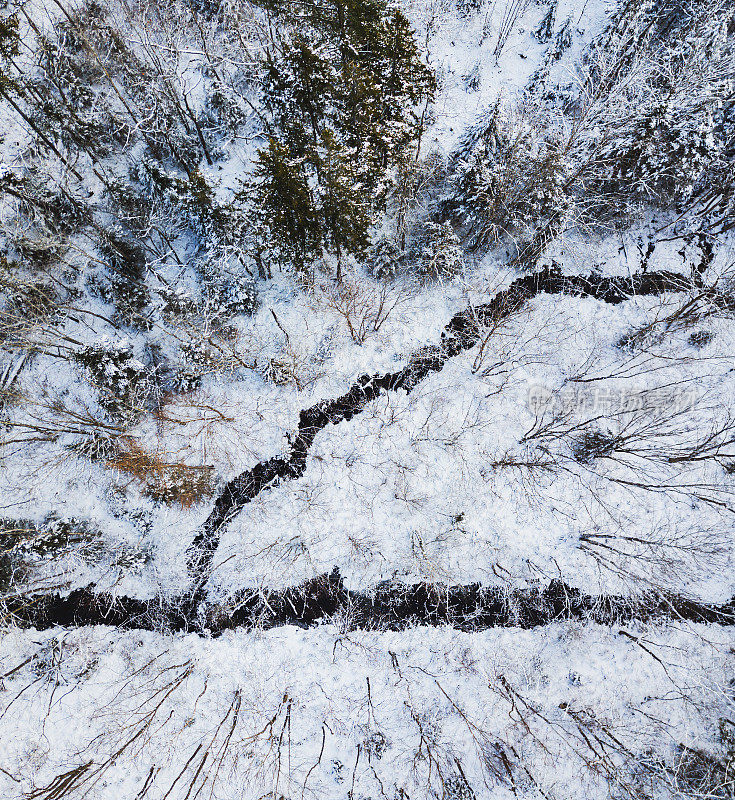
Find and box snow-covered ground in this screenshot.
[1,620,733,799]
[2,0,735,796]
[4,243,734,602]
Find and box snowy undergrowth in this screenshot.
[0,621,733,800]
[402,0,611,155]
[209,282,735,600]
[0,0,681,600]
[3,240,735,601]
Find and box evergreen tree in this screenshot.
[534,2,556,44]
[251,137,322,272]
[0,13,19,73]
[250,0,434,276]
[317,129,372,279]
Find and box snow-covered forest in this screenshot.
[0,0,734,795]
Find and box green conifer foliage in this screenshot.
[251,0,435,276]
[253,137,322,272]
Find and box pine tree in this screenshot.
[0,13,19,69]
[534,2,556,44]
[317,129,372,280]
[252,137,322,271]
[249,0,434,276]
